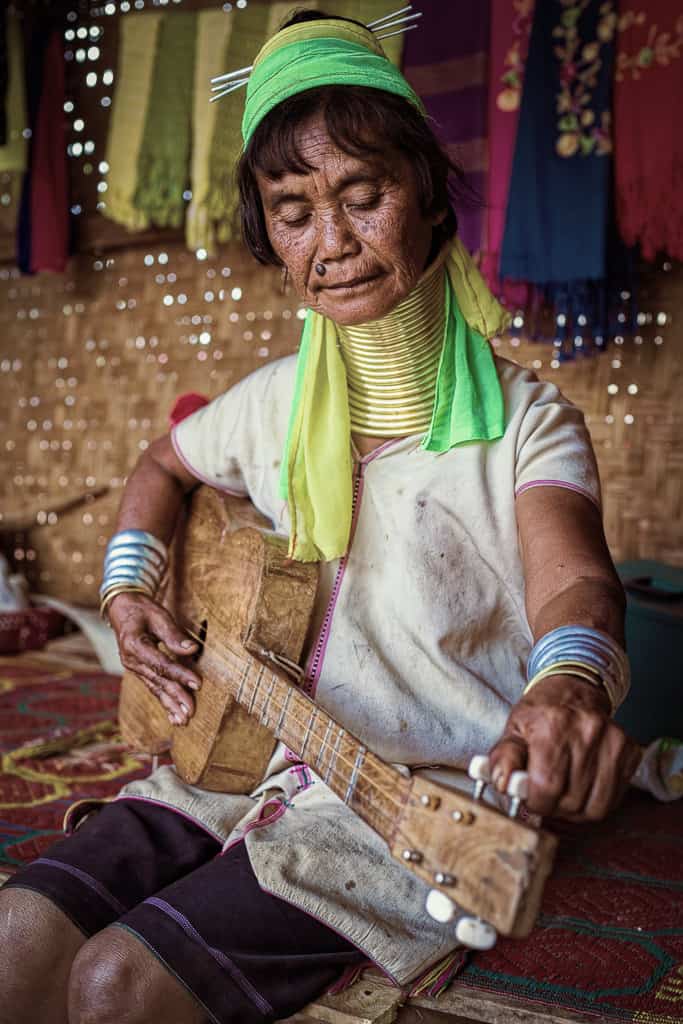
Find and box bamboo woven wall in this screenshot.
[0,245,681,606]
[0,0,681,605]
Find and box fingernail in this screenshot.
[181,640,195,649]
[180,703,190,715]
[492,765,506,792]
[187,680,200,691]
[169,714,178,725]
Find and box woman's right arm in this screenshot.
[107,434,204,726]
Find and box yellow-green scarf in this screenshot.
[134,11,197,229]
[0,12,27,175]
[280,238,510,563]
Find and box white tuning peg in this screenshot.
[468,754,491,800]
[507,770,529,818]
[454,916,498,950]
[426,889,457,923]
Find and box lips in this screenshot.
[323,272,382,290]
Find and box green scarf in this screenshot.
[134,12,197,229]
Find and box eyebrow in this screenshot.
[266,171,385,213]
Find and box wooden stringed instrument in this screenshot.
[118,486,557,943]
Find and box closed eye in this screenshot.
[348,195,381,212]
[281,213,311,227]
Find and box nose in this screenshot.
[315,207,362,265]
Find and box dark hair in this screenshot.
[236,9,477,266]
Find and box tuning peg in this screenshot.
[468,754,491,801]
[426,892,498,950]
[426,888,457,923]
[454,916,498,950]
[507,770,529,818]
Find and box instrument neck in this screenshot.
[225,647,409,842]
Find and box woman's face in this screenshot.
[255,112,446,326]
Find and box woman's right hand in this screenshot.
[108,592,201,726]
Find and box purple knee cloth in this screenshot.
[4,799,364,1023]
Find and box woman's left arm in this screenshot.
[488,485,642,821]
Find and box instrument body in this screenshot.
[118,487,557,938]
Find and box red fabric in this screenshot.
[614,4,683,261]
[169,392,210,427]
[29,31,69,273]
[0,607,65,654]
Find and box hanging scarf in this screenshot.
[482,0,536,307]
[186,8,235,254]
[103,12,162,231]
[0,11,27,175]
[133,11,197,229]
[0,9,8,146]
[614,2,683,261]
[30,30,69,273]
[402,0,490,258]
[501,1,617,283]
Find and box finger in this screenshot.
[581,727,638,821]
[123,639,196,721]
[125,631,201,693]
[127,663,188,724]
[555,715,606,817]
[146,604,199,659]
[525,737,571,817]
[488,734,528,795]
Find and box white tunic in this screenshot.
[118,353,601,982]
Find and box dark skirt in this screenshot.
[4,798,363,1023]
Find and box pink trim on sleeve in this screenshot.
[171,424,248,497]
[515,479,601,509]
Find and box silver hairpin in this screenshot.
[372,11,422,33]
[211,64,254,85]
[211,77,249,93]
[367,5,413,29]
[377,24,419,40]
[210,80,249,103]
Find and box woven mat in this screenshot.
[1,654,681,1023]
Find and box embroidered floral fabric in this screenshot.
[501,0,617,283]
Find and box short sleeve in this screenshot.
[171,356,297,504]
[505,362,602,509]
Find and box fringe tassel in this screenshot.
[326,962,368,996]
[407,949,469,999]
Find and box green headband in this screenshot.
[241,20,425,145]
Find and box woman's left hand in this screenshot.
[488,675,642,822]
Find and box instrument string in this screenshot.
[174,621,419,848]
[171,612,414,829]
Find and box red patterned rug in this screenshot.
[1,653,682,1022]
[0,654,160,872]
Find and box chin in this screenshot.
[320,281,405,327]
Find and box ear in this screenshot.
[430,206,449,228]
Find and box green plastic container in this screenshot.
[615,559,683,744]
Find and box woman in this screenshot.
[0,9,640,1024]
